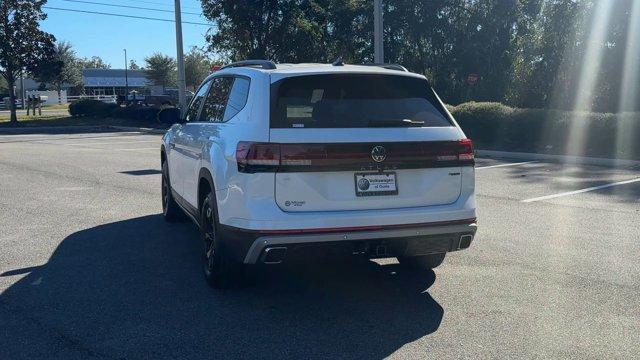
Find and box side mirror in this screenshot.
[157,107,183,125]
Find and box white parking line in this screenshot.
[522,177,640,203]
[116,147,158,151]
[73,147,158,151]
[476,161,538,170]
[38,134,154,142]
[65,140,159,147]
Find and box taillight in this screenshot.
[236,140,475,173]
[236,142,280,173]
[457,138,475,163]
[434,139,474,164]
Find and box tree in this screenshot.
[200,0,637,112]
[184,47,211,91]
[78,56,110,69]
[0,76,7,93]
[34,41,81,104]
[507,0,581,108]
[144,53,176,92]
[200,0,370,63]
[0,0,58,124]
[129,59,141,70]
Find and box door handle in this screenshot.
[169,142,175,149]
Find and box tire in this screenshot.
[200,192,242,289]
[397,253,446,270]
[161,161,183,222]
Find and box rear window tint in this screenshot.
[223,77,250,121]
[270,74,452,128]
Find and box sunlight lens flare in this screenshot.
[615,0,640,160]
[565,1,615,156]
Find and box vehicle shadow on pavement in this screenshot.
[0,214,443,359]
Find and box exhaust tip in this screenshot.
[458,234,474,249]
[262,247,287,264]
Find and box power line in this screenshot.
[43,6,212,26]
[122,0,202,11]
[55,0,203,16]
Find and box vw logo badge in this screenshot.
[357,178,370,191]
[371,145,387,162]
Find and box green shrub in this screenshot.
[111,106,162,122]
[69,99,166,124]
[68,99,117,117]
[449,102,640,159]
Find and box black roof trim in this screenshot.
[361,63,408,72]
[220,60,277,70]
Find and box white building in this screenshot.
[82,69,149,96]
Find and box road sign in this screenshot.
[467,73,479,86]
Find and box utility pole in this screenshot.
[374,0,384,63]
[174,0,187,116]
[20,70,25,110]
[123,49,129,96]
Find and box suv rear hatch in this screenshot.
[240,73,473,212]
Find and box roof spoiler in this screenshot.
[220,60,277,70]
[361,63,408,72]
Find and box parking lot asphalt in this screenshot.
[0,131,638,359]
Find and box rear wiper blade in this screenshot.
[368,119,425,127]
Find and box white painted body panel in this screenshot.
[215,166,475,230]
[270,127,465,212]
[274,168,462,212]
[268,126,465,142]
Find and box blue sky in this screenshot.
[41,0,211,69]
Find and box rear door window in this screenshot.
[200,77,233,122]
[270,74,452,128]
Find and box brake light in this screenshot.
[236,140,475,173]
[434,139,473,164]
[236,142,280,173]
[457,138,475,163]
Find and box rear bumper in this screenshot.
[235,221,477,264]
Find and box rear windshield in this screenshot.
[270,74,452,128]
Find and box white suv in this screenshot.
[160,60,477,288]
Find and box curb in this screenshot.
[477,150,640,168]
[0,125,167,135]
[0,125,111,134]
[108,126,167,135]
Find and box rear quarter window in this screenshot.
[270,74,452,128]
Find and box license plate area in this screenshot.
[354,172,398,197]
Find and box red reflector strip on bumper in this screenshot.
[242,218,477,235]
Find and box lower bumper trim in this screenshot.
[232,218,475,235]
[243,222,477,264]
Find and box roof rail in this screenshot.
[361,63,408,72]
[220,60,277,70]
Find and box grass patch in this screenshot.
[0,114,67,122]
[43,103,70,110]
[0,115,164,129]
